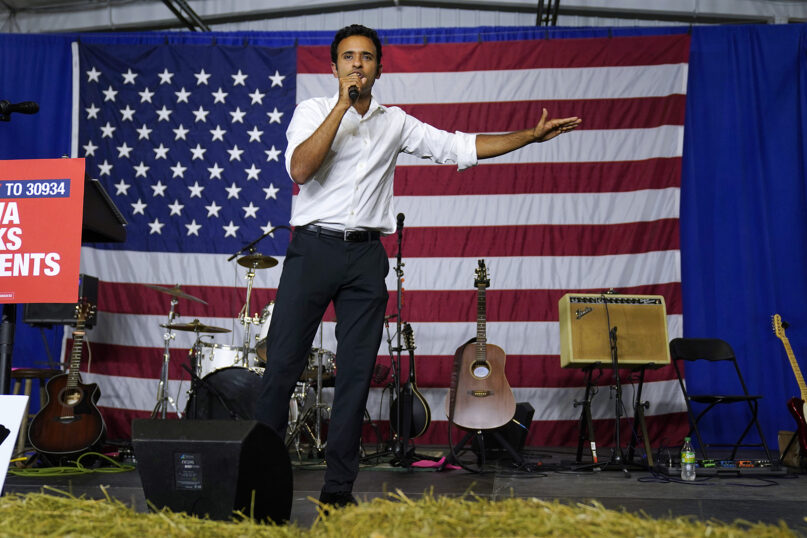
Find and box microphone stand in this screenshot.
[607,323,630,477]
[391,217,406,462]
[570,293,631,476]
[226,225,292,262]
[0,304,15,395]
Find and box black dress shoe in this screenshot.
[318,490,358,508]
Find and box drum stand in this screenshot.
[286,328,331,459]
[146,283,216,420]
[152,296,180,419]
[237,255,262,367]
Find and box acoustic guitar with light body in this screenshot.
[446,260,516,430]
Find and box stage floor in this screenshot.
[4,446,805,532]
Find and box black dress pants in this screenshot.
[255,227,389,493]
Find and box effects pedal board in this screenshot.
[656,459,787,477]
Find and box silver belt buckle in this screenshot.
[344,229,356,241]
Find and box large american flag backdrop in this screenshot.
[72,33,690,450]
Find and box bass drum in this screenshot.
[185,366,263,420]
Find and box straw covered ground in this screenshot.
[0,487,799,537]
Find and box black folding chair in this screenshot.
[670,337,772,460]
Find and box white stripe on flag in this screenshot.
[70,42,80,159]
[80,249,680,290]
[297,64,690,103]
[388,251,681,291]
[397,126,684,165]
[395,188,680,227]
[83,372,190,413]
[80,247,283,288]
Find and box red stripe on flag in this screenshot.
[98,283,277,317]
[380,221,680,258]
[298,35,691,73]
[398,96,686,132]
[392,159,681,196]
[391,284,682,322]
[78,341,200,379]
[376,355,679,389]
[97,282,681,320]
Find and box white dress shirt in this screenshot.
[285,94,478,234]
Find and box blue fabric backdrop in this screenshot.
[681,24,807,448]
[2,23,806,450]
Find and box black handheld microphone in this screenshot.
[396,212,405,232]
[348,86,359,102]
[0,100,39,116]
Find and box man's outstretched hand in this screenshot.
[533,108,582,142]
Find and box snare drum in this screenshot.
[196,342,259,378]
[254,302,275,362]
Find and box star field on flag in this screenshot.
[77,43,295,256]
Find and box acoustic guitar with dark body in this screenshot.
[390,322,431,438]
[29,301,106,455]
[446,260,516,430]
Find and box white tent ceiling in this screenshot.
[1,0,806,34]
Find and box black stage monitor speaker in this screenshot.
[23,273,99,328]
[131,419,292,524]
[473,402,535,459]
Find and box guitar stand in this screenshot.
[441,423,527,470]
[779,432,807,469]
[626,363,655,468]
[574,363,602,468]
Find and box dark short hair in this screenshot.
[330,24,383,65]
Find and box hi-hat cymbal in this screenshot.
[159,319,231,333]
[237,253,278,269]
[144,284,208,305]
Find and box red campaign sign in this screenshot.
[0,158,85,303]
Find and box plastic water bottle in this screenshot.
[680,436,696,481]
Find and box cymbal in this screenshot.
[159,319,231,333]
[144,284,208,305]
[237,253,278,269]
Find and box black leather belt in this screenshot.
[299,224,380,242]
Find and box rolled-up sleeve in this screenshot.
[453,131,478,171]
[400,112,478,171]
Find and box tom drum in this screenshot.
[197,342,260,378]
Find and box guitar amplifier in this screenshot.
[558,293,670,369]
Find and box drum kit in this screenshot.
[146,251,336,453]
